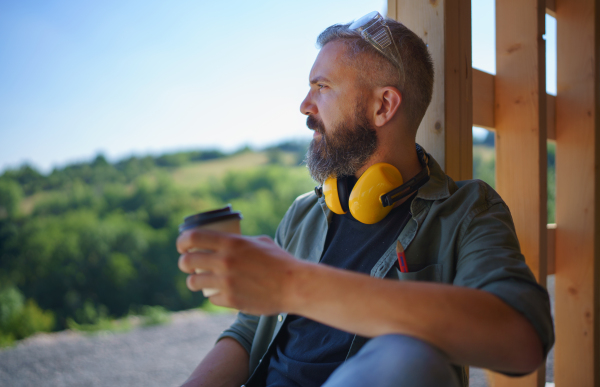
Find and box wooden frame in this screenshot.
[388,0,472,183]
[492,1,547,385]
[388,0,599,385]
[472,70,557,141]
[554,0,599,385]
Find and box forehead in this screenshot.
[309,40,359,84]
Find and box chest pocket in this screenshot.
[391,263,443,282]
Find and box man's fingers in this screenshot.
[207,291,236,309]
[176,229,231,254]
[178,251,221,274]
[186,272,219,292]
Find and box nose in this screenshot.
[300,91,317,116]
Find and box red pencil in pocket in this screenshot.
[396,241,409,273]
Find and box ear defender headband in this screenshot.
[315,146,430,224]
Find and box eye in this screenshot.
[318,84,327,90]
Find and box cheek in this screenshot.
[319,94,347,129]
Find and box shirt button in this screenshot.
[277,314,283,322]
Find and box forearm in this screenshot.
[180,337,249,387]
[285,262,543,374]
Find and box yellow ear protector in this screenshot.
[315,146,430,224]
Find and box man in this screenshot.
[177,12,554,387]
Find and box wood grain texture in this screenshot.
[547,224,556,275]
[547,94,556,140]
[395,0,472,181]
[554,0,599,385]
[386,0,397,20]
[396,0,446,170]
[473,69,495,130]
[490,0,547,386]
[472,70,556,140]
[444,0,473,181]
[547,0,557,17]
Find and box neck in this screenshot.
[355,141,422,181]
[354,140,423,208]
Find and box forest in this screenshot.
[0,135,556,346]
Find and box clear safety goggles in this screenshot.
[349,11,405,87]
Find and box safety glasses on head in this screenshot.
[349,11,405,87]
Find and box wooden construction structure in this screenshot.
[387,0,598,386]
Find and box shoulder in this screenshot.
[449,179,506,215]
[446,180,518,250]
[417,177,515,250]
[286,191,320,217]
[274,191,327,248]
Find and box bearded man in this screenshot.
[177,12,554,387]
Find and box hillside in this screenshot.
[0,141,314,346]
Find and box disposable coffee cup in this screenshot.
[179,205,242,297]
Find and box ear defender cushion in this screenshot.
[323,176,347,215]
[349,163,404,224]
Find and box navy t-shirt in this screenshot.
[265,196,413,387]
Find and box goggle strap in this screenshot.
[380,146,430,207]
[380,167,430,207]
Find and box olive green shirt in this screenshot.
[217,151,554,387]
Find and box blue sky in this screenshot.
[0,0,556,173]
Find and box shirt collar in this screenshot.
[414,146,451,201]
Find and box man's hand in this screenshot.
[177,229,302,315]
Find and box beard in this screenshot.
[304,103,378,184]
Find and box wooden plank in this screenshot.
[395,0,445,170]
[547,0,557,17]
[547,223,556,275]
[395,0,472,181]
[472,71,555,139]
[547,94,556,140]
[386,0,397,20]
[444,0,473,181]
[554,0,599,385]
[490,0,547,386]
[473,69,495,130]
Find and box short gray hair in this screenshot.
[317,18,434,133]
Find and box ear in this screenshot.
[373,87,402,128]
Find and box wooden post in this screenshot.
[388,0,472,182]
[491,1,547,386]
[554,0,599,385]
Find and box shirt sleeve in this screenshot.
[452,201,555,362]
[216,311,261,355]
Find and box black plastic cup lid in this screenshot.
[178,205,242,233]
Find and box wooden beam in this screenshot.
[490,0,547,386]
[547,223,556,275]
[392,1,443,170]
[391,0,472,182]
[554,0,599,385]
[547,0,557,18]
[547,94,556,140]
[444,0,473,181]
[473,69,495,130]
[386,0,396,20]
[472,70,556,140]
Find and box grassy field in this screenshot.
[171,150,269,187]
[170,150,302,189]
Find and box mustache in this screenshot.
[306,115,325,134]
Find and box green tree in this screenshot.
[0,178,23,219]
